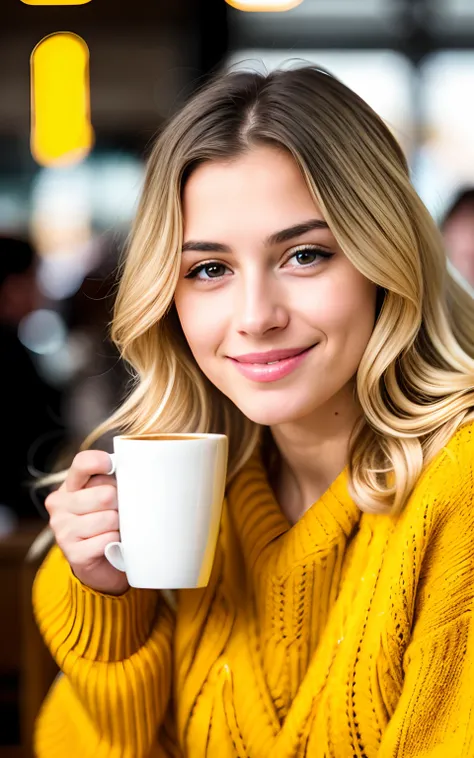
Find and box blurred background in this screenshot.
[1,0,474,754]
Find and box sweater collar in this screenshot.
[227,448,361,573]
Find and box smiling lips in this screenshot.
[229,345,316,383]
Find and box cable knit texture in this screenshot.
[33,421,474,757]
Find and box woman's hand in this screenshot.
[45,450,129,595]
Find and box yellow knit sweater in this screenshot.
[33,422,474,758]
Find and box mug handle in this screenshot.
[103,453,126,572]
[104,541,126,572]
[106,452,116,475]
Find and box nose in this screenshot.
[234,271,289,337]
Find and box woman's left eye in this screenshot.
[287,246,334,268]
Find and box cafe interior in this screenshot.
[1,0,474,755]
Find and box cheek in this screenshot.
[174,292,224,365]
[299,270,376,339]
[336,281,377,369]
[317,278,376,385]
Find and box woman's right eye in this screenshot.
[184,262,230,281]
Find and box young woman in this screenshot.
[34,65,474,758]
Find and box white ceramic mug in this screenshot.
[104,433,228,589]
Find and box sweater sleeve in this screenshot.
[379,436,474,757]
[33,544,175,758]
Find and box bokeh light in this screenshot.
[30,33,94,167]
[21,0,91,5]
[225,0,303,11]
[18,309,67,355]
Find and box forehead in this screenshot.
[182,146,323,238]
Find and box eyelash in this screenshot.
[184,245,334,282]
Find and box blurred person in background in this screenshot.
[0,236,65,525]
[33,67,474,757]
[441,186,474,291]
[61,233,130,450]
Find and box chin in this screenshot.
[234,396,312,427]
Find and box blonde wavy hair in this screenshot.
[43,65,474,515]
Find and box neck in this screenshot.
[268,384,361,524]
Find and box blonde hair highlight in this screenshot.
[41,66,474,514]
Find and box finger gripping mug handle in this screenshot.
[104,455,124,571]
[104,541,126,572]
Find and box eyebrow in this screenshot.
[181,218,330,254]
